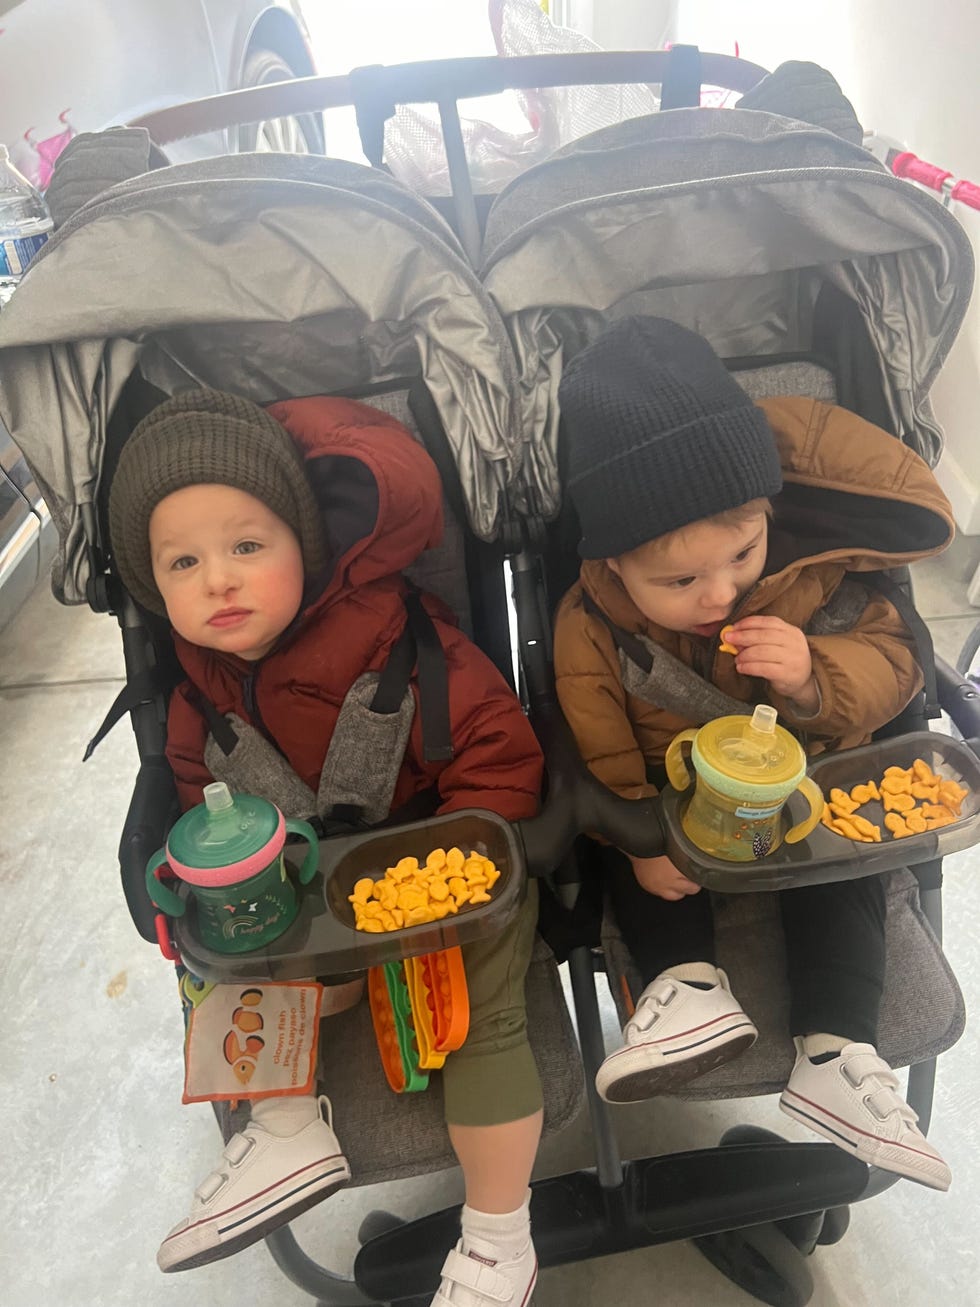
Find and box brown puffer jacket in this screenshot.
[554,396,955,800]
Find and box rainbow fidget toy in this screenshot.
[367,947,469,1093]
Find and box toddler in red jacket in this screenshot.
[109,389,544,1307]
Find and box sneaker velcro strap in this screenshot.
[224,1133,256,1166]
[440,1248,513,1303]
[841,1053,897,1088]
[194,1170,227,1203]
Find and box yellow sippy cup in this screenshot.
[664,705,823,862]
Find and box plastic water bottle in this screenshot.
[0,144,53,308]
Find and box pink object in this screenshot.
[891,151,952,192]
[164,809,286,887]
[950,178,980,211]
[25,110,75,188]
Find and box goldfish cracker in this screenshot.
[829,815,864,841]
[910,782,940,802]
[821,803,837,830]
[829,787,858,814]
[883,765,911,778]
[350,877,375,906]
[882,791,915,813]
[351,845,502,932]
[884,812,912,838]
[849,781,880,805]
[718,625,739,655]
[912,758,939,785]
[905,811,928,834]
[849,813,880,841]
[880,773,912,795]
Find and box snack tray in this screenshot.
[663,732,980,893]
[174,809,525,982]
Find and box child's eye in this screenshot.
[170,555,196,572]
[734,545,756,564]
[668,576,696,589]
[234,540,262,555]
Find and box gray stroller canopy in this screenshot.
[0,111,974,604]
[481,108,975,521]
[0,155,522,604]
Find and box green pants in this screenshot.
[442,882,543,1127]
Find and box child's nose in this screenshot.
[705,575,738,608]
[204,561,238,594]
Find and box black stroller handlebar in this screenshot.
[128,50,768,148]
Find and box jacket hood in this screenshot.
[267,394,444,611]
[582,395,954,633]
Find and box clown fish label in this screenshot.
[182,980,324,1103]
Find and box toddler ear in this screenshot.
[606,557,622,577]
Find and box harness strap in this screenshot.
[856,571,940,720]
[405,585,454,762]
[83,668,158,761]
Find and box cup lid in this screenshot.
[694,706,805,791]
[167,783,284,872]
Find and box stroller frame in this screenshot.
[8,46,980,1307]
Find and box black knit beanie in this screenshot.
[559,317,783,559]
[108,388,327,616]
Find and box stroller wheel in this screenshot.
[815,1205,851,1246]
[358,1209,406,1244]
[719,1123,787,1147]
[694,1222,814,1307]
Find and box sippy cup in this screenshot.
[146,782,319,953]
[664,705,823,862]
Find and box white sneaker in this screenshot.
[779,1040,951,1191]
[432,1238,537,1307]
[596,968,758,1104]
[157,1095,351,1272]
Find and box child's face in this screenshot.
[608,510,768,637]
[149,484,305,662]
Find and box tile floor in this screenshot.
[2,540,980,1307]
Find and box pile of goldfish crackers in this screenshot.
[349,847,501,932]
[822,757,969,842]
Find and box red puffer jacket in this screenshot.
[165,395,543,822]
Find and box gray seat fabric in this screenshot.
[601,869,965,1099]
[731,359,838,405]
[216,937,584,1185]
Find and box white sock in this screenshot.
[802,1032,851,1061]
[664,962,719,988]
[250,1093,320,1137]
[460,1191,532,1263]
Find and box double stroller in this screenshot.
[2,48,979,1307]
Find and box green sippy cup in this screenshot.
[146,782,319,953]
[665,705,823,862]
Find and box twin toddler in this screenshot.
[107,314,954,1305]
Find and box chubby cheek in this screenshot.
[254,557,305,628]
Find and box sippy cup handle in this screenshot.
[146,849,186,917]
[784,775,825,845]
[285,818,320,884]
[665,729,699,792]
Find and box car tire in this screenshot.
[237,49,325,155]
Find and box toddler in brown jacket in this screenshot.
[554,316,955,1190]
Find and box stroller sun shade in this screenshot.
[0,156,523,604]
[481,109,975,521]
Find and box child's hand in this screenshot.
[725,616,819,714]
[628,854,702,901]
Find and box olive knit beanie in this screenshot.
[108,388,326,616]
[559,316,783,558]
